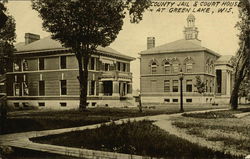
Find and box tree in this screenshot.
[238,74,250,103]
[230,0,250,110]
[0,2,16,74]
[194,75,206,94]
[31,0,151,110]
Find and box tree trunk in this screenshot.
[77,54,85,110]
[230,59,247,110]
[81,54,89,110]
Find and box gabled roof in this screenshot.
[140,39,220,57]
[15,36,135,60]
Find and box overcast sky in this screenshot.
[6,1,240,90]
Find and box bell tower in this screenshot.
[184,14,199,40]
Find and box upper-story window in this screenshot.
[39,58,45,70]
[22,60,28,71]
[123,63,126,72]
[89,57,96,70]
[184,57,194,73]
[117,62,121,71]
[13,60,21,72]
[186,63,193,73]
[60,56,67,69]
[172,63,179,73]
[164,62,171,74]
[172,58,180,73]
[104,63,110,71]
[151,62,157,74]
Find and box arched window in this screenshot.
[151,62,157,74]
[164,61,171,74]
[172,63,179,73]
[184,57,194,73]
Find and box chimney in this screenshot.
[25,33,40,45]
[147,37,155,50]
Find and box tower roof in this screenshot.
[187,14,195,19]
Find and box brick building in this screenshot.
[139,14,234,105]
[6,33,135,109]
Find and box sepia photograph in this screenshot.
[0,0,249,158]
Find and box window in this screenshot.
[151,62,157,74]
[39,58,45,70]
[186,80,193,92]
[23,82,29,96]
[164,99,170,103]
[123,63,126,72]
[13,61,21,72]
[22,60,28,71]
[14,83,21,96]
[38,102,45,107]
[173,99,178,103]
[186,63,193,73]
[164,80,170,92]
[89,80,95,95]
[173,80,179,92]
[172,63,179,73]
[39,80,45,96]
[164,62,171,74]
[92,102,97,107]
[60,80,67,95]
[60,56,67,69]
[117,62,121,71]
[60,102,67,107]
[104,63,110,71]
[186,99,192,103]
[206,80,208,92]
[90,57,95,70]
[14,103,19,108]
[210,80,213,92]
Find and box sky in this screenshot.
[6,0,240,90]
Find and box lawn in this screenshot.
[3,147,79,159]
[31,120,239,159]
[172,107,250,156]
[3,105,227,134]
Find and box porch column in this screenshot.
[112,81,119,97]
[226,70,231,96]
[221,70,227,95]
[127,83,133,97]
[98,81,104,96]
[128,83,132,94]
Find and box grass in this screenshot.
[3,105,228,134]
[172,107,250,155]
[3,147,79,159]
[31,120,239,159]
[182,107,250,119]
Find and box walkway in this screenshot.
[1,108,247,158]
